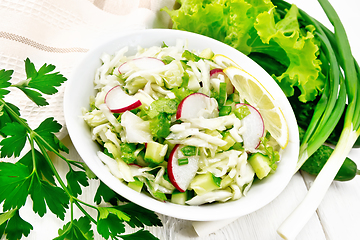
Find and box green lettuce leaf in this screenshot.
[254,5,324,102]
[163,0,324,102]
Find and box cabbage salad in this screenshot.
[82,40,281,205]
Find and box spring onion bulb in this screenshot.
[277,0,360,239]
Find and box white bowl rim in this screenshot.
[64,28,299,221]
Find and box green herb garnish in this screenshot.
[178,158,189,165]
[0,59,162,240]
[180,146,197,156]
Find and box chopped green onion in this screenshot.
[234,104,250,120]
[180,146,197,156]
[178,158,189,166]
[182,50,201,62]
[217,82,227,107]
[162,56,175,64]
[219,105,232,116]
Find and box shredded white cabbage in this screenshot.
[185,190,233,205]
[121,111,152,143]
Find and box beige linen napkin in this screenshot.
[0,0,173,139]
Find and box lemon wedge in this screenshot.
[223,66,289,149]
[212,54,242,69]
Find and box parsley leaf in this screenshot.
[56,216,94,240]
[94,184,162,239]
[66,168,89,198]
[34,117,69,153]
[0,69,13,99]
[97,207,129,239]
[0,59,163,240]
[94,181,128,205]
[120,229,160,240]
[16,87,48,106]
[0,162,31,211]
[25,58,67,95]
[13,58,66,106]
[30,177,69,219]
[118,202,163,228]
[18,149,56,185]
[0,210,17,238]
[0,153,69,219]
[0,209,16,228]
[0,122,27,158]
[0,102,22,136]
[24,58,37,79]
[1,209,33,240]
[0,222,4,238]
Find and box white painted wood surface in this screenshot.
[3,0,360,239]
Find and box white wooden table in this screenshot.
[4,0,360,239]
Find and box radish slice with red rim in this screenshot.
[235,103,265,150]
[167,144,199,192]
[210,68,234,95]
[176,93,218,120]
[105,85,142,113]
[210,68,224,78]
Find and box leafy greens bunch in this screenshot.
[0,59,162,240]
[163,0,324,103]
[164,0,360,238]
[163,0,360,176]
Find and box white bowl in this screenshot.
[64,29,299,221]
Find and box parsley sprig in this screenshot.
[0,58,162,240]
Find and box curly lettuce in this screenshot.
[163,0,324,102]
[254,4,324,102]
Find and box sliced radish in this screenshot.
[105,85,142,113]
[210,68,224,78]
[129,163,142,168]
[210,68,234,95]
[118,57,165,74]
[176,93,218,120]
[167,144,199,192]
[236,103,264,150]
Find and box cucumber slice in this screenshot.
[199,48,214,59]
[189,172,220,195]
[220,175,233,189]
[248,152,272,179]
[219,132,236,151]
[134,151,149,167]
[171,190,188,205]
[145,141,168,164]
[128,177,143,192]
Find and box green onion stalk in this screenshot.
[294,7,347,172]
[277,0,360,239]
